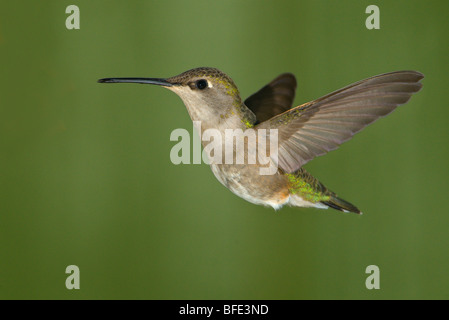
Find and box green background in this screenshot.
[1,0,448,299]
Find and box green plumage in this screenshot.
[286,169,361,214]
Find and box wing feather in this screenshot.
[244,73,297,123]
[257,71,424,173]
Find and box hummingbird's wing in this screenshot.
[244,73,297,123]
[256,71,424,173]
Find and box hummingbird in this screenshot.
[98,68,423,214]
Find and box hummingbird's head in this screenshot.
[163,67,242,116]
[98,67,255,129]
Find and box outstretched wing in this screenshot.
[256,71,424,173]
[244,73,297,123]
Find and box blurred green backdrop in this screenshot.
[1,0,448,299]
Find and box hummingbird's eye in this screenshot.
[195,79,208,90]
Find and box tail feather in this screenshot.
[322,196,361,214]
[286,168,362,214]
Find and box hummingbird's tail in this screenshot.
[321,196,362,214]
[286,168,361,214]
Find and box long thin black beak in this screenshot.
[97,77,173,87]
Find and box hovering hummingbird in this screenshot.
[98,68,423,214]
